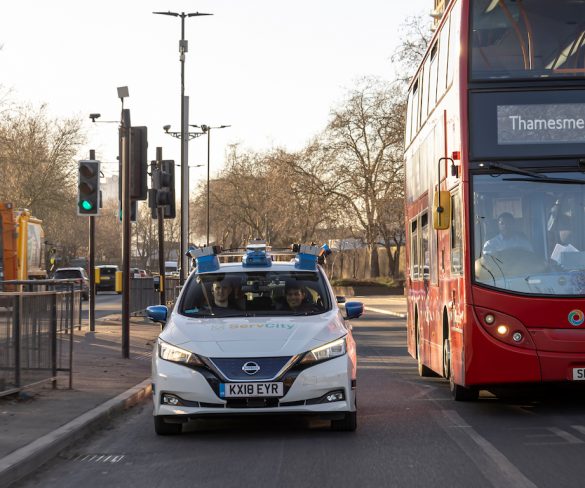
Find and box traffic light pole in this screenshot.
[156,147,166,306]
[121,108,131,359]
[89,149,96,332]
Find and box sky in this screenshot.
[0,0,431,190]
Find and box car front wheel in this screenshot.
[331,411,357,432]
[154,416,182,435]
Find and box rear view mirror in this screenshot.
[146,305,168,326]
[433,190,451,230]
[345,301,364,320]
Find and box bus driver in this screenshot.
[483,212,533,255]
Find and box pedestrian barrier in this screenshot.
[129,277,159,315]
[0,280,81,396]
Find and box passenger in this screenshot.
[551,218,579,264]
[483,212,533,255]
[283,283,314,313]
[211,277,240,310]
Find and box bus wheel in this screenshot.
[449,363,479,401]
[417,324,435,377]
[443,338,451,379]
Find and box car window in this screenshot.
[179,270,331,318]
[100,267,117,276]
[54,270,82,279]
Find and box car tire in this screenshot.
[154,416,182,435]
[331,411,357,432]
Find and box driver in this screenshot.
[483,212,533,255]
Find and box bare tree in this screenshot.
[391,14,433,85]
[308,78,406,277]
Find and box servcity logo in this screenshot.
[210,322,295,331]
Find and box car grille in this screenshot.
[209,356,294,381]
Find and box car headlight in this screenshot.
[300,337,347,365]
[158,338,204,367]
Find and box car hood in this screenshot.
[159,310,347,357]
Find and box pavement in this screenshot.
[0,295,406,488]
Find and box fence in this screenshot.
[0,280,82,396]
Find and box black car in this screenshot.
[53,267,90,300]
[96,265,119,293]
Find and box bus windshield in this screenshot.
[473,170,585,295]
[471,0,585,80]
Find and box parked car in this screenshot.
[52,267,89,300]
[96,265,119,293]
[147,242,364,435]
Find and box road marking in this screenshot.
[437,410,537,488]
[73,454,125,463]
[524,427,584,445]
[363,306,406,318]
[571,425,585,437]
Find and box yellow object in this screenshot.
[115,271,123,292]
[433,191,451,230]
[95,267,101,284]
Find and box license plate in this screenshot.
[219,382,283,398]
[101,277,110,281]
[572,368,585,380]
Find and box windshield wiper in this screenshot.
[489,162,585,185]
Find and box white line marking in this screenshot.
[363,306,406,318]
[437,410,537,488]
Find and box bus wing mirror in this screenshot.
[433,190,451,230]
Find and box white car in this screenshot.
[147,243,364,435]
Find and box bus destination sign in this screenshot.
[498,103,585,145]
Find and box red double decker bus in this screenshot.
[404,0,585,400]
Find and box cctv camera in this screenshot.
[163,125,171,132]
[89,113,101,122]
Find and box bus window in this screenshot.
[421,213,430,280]
[411,219,419,279]
[428,43,439,110]
[471,0,585,80]
[451,192,463,275]
[473,171,585,295]
[437,15,450,99]
[0,214,3,279]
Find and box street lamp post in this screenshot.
[191,124,230,245]
[154,10,212,284]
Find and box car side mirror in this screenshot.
[336,296,346,304]
[345,301,364,320]
[146,305,168,328]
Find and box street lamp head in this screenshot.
[163,125,171,133]
[89,113,101,122]
[116,86,129,99]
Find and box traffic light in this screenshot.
[149,160,176,219]
[78,160,100,216]
[130,126,148,201]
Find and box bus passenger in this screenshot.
[483,212,533,255]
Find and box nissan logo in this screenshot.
[242,361,260,375]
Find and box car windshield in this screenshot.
[99,267,116,276]
[179,270,331,318]
[54,270,83,280]
[473,170,585,296]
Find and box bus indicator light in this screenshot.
[496,325,509,336]
[484,314,495,325]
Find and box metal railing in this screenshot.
[129,277,159,315]
[164,276,181,309]
[0,280,81,396]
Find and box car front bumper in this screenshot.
[152,353,356,418]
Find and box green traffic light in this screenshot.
[81,200,93,211]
